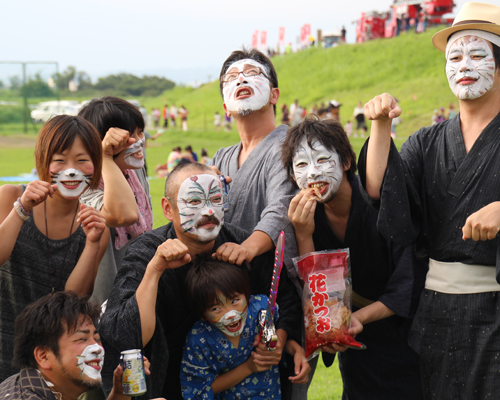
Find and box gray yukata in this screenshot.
[211,124,300,282]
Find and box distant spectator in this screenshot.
[152,107,161,128]
[317,108,328,120]
[214,111,221,131]
[437,107,446,123]
[291,103,303,127]
[290,99,298,121]
[184,145,198,162]
[341,25,347,43]
[170,104,178,127]
[281,104,290,126]
[309,104,318,115]
[200,148,211,165]
[345,120,353,137]
[180,105,188,132]
[155,146,182,177]
[327,99,341,121]
[431,109,439,125]
[224,113,232,131]
[163,104,169,128]
[139,105,149,127]
[447,103,457,120]
[353,101,367,138]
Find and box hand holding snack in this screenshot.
[288,190,317,240]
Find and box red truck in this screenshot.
[355,0,455,43]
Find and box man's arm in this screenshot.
[363,93,401,199]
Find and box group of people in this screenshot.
[148,104,189,132]
[155,146,211,177]
[431,102,458,125]
[1,3,500,400]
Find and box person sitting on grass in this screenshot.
[180,257,309,400]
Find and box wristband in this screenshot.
[13,197,31,221]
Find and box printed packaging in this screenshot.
[293,249,365,359]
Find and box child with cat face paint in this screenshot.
[181,257,309,400]
[0,115,109,382]
[78,96,153,306]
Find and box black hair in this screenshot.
[219,47,278,115]
[78,96,145,140]
[281,115,357,182]
[185,255,251,319]
[13,291,101,369]
[164,162,215,198]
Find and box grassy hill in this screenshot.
[138,26,455,138]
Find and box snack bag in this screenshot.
[293,249,364,359]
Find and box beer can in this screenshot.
[120,349,147,396]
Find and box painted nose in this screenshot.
[459,56,473,72]
[307,165,321,180]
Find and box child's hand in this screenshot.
[245,352,271,373]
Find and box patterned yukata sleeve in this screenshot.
[180,326,217,400]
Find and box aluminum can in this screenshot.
[120,349,147,396]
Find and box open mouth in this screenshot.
[225,320,242,333]
[308,182,329,197]
[235,86,253,99]
[126,149,144,159]
[85,360,102,371]
[61,181,82,189]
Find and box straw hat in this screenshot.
[432,2,500,53]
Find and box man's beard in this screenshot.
[236,108,255,117]
[59,359,102,391]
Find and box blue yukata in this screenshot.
[180,295,281,400]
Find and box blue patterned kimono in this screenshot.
[180,295,281,400]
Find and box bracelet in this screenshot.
[13,198,31,221]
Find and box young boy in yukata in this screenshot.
[180,257,308,400]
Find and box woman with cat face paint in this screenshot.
[0,114,109,382]
[79,97,153,306]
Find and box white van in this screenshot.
[31,101,80,123]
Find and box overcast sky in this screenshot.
[0,0,468,85]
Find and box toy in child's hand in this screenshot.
[258,231,285,351]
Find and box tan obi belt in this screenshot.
[425,258,500,294]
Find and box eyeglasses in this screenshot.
[221,67,270,83]
[173,194,228,209]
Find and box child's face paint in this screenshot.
[50,168,92,199]
[123,138,145,168]
[176,174,225,242]
[446,35,496,100]
[204,292,248,337]
[292,138,344,203]
[222,59,271,117]
[76,343,105,381]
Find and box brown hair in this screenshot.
[185,255,251,319]
[281,115,357,182]
[35,115,102,190]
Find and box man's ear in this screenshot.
[343,159,351,172]
[270,88,280,105]
[34,346,53,371]
[162,197,174,221]
[223,103,231,118]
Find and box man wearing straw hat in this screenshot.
[360,2,500,398]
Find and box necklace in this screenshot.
[44,201,79,293]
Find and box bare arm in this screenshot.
[136,239,191,346]
[364,94,401,199]
[352,301,395,326]
[0,182,57,265]
[100,128,138,227]
[65,205,109,296]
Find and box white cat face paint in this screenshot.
[446,35,496,100]
[176,174,225,242]
[76,343,105,380]
[222,59,271,117]
[50,168,92,198]
[292,138,344,203]
[204,293,248,337]
[123,138,145,168]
